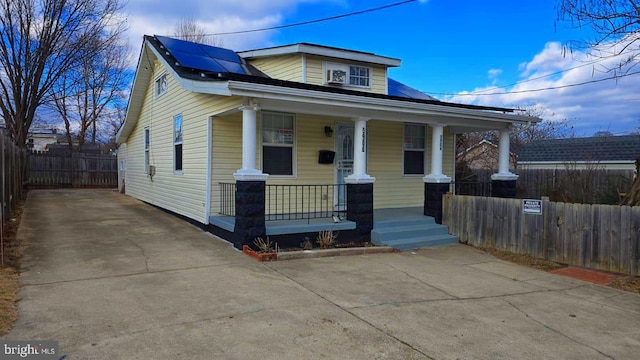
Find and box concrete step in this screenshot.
[380,234,459,251]
[371,224,450,243]
[373,217,436,229]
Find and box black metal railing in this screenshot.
[219,182,236,216]
[218,183,346,221]
[266,184,345,221]
[454,181,492,197]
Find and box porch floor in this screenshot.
[210,207,431,236]
[209,215,356,236]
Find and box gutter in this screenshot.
[227,81,538,124]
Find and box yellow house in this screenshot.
[116,36,539,250]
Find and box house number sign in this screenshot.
[361,128,366,152]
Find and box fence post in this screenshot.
[541,196,550,259]
[70,152,75,187]
[0,135,5,225]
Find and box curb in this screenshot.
[276,246,396,261]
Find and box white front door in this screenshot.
[335,123,354,210]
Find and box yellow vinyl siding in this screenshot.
[125,59,242,223]
[443,128,455,178]
[366,122,454,209]
[248,54,303,82]
[368,121,423,208]
[211,113,340,215]
[210,117,457,214]
[305,55,388,94]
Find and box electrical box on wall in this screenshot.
[318,150,335,164]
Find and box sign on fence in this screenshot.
[522,199,542,215]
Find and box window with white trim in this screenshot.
[155,74,168,97]
[144,127,150,172]
[403,123,425,175]
[349,65,370,87]
[174,114,183,172]
[262,112,295,176]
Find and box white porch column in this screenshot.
[423,124,451,183]
[233,102,268,181]
[345,117,375,184]
[491,128,518,180]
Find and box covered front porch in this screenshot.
[207,90,537,249]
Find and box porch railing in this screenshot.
[266,184,345,221]
[454,181,492,197]
[219,182,236,216]
[218,183,346,221]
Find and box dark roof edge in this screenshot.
[217,72,517,113]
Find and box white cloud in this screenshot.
[124,0,342,52]
[487,68,502,79]
[445,39,640,136]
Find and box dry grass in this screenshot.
[316,230,337,249]
[610,276,640,294]
[252,237,274,253]
[0,202,25,336]
[477,246,565,272]
[474,245,640,294]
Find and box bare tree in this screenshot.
[51,31,130,152]
[173,17,222,46]
[456,105,574,180]
[558,0,640,74]
[0,0,125,147]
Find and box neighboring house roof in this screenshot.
[117,35,539,143]
[238,43,401,67]
[518,135,640,162]
[458,139,515,158]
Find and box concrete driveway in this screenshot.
[4,189,640,359]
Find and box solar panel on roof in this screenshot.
[201,46,242,64]
[169,50,227,73]
[215,59,246,74]
[388,78,437,101]
[155,35,248,75]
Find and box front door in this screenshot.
[335,123,354,210]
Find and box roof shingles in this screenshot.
[518,135,640,162]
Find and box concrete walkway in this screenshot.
[4,189,640,359]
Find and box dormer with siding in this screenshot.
[239,43,401,95]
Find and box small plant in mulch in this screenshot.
[253,237,274,253]
[243,237,278,262]
[316,230,337,249]
[300,237,313,250]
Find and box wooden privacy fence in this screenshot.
[443,194,640,276]
[27,152,117,187]
[0,133,26,224]
[466,168,635,203]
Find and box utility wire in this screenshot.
[180,0,418,37]
[469,59,604,94]
[426,70,640,97]
[469,49,638,95]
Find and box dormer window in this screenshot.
[324,62,371,88]
[155,73,168,97]
[349,66,370,87]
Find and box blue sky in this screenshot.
[126,0,640,136]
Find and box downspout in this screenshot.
[515,121,533,135]
[204,116,212,225]
[512,120,533,169]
